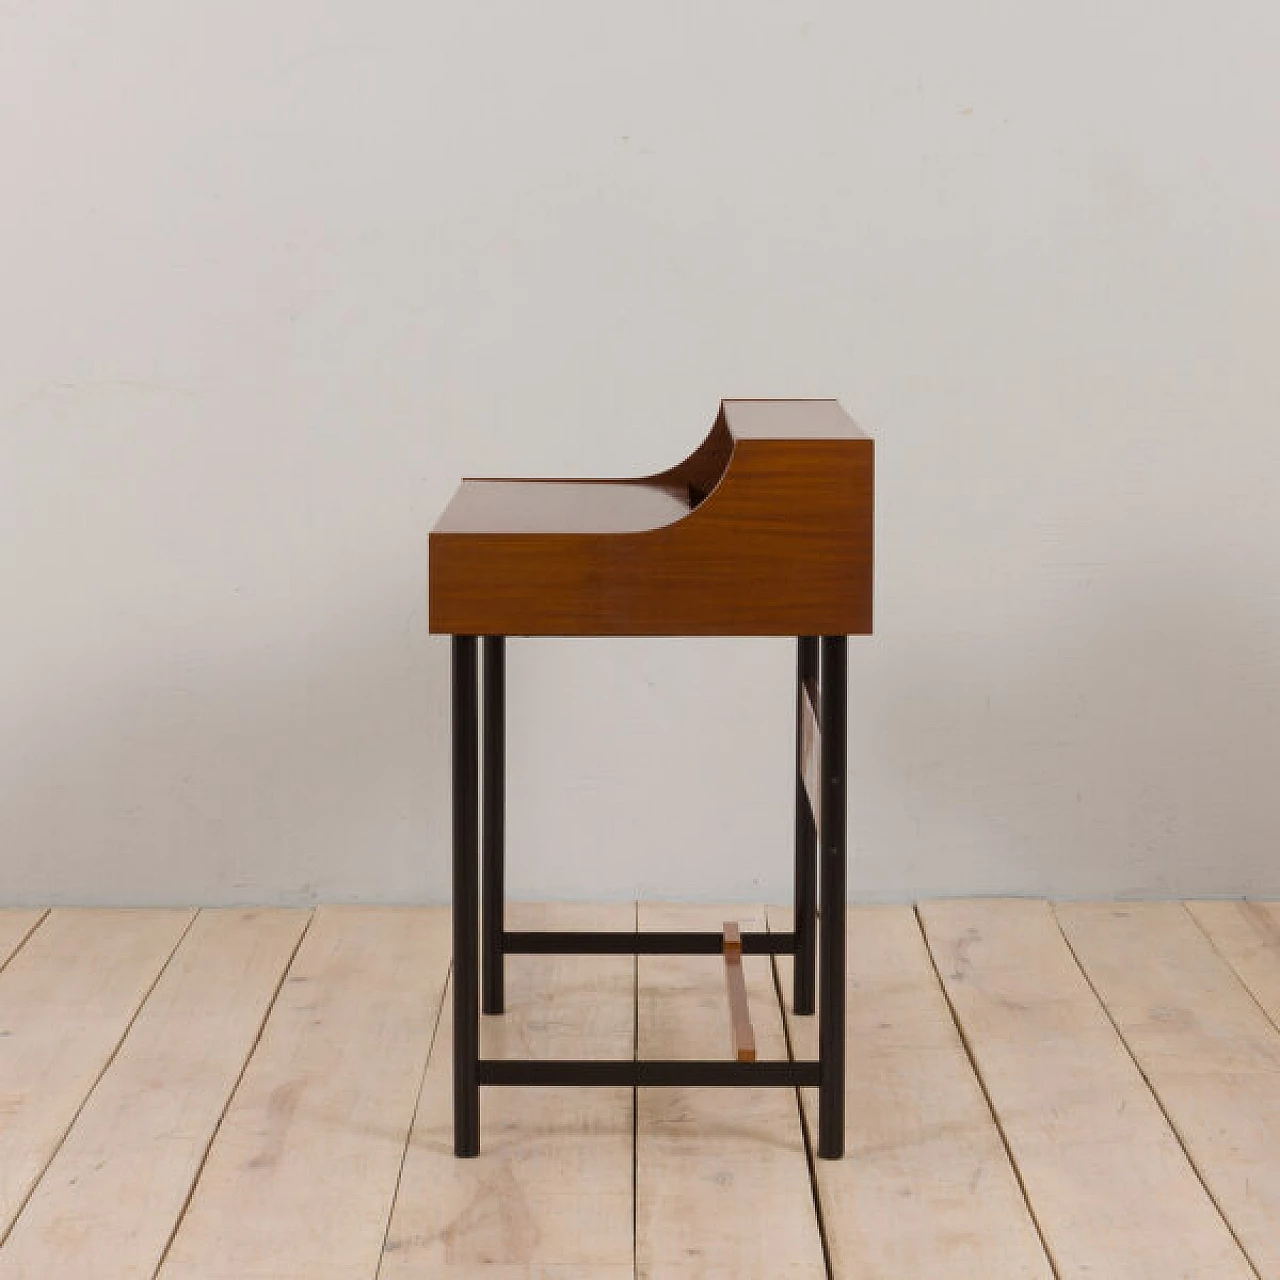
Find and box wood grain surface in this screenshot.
[429,399,873,636]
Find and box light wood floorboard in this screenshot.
[1058,901,1280,1278]
[0,908,309,1280]
[919,899,1255,1280]
[1187,900,1280,1027]
[635,902,826,1280]
[379,902,634,1279]
[156,906,450,1280]
[0,908,194,1240]
[770,904,1053,1279]
[5,900,1280,1278]
[0,912,46,972]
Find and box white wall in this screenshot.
[3,2,1279,906]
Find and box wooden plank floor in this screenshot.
[2,901,1280,1278]
[636,903,825,1279]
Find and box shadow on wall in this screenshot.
[856,563,1280,901]
[0,599,452,907]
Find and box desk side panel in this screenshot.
[429,438,873,636]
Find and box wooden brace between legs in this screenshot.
[723,921,757,1063]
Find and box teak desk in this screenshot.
[430,398,873,1158]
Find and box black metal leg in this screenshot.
[482,636,506,1015]
[817,635,847,1159]
[793,636,819,1015]
[452,635,480,1157]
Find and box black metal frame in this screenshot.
[477,1059,822,1086]
[503,930,798,954]
[794,635,820,1015]
[451,634,848,1159]
[451,635,480,1157]
[481,636,505,1016]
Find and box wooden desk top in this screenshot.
[429,399,873,637]
[433,480,692,536]
[715,398,870,440]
